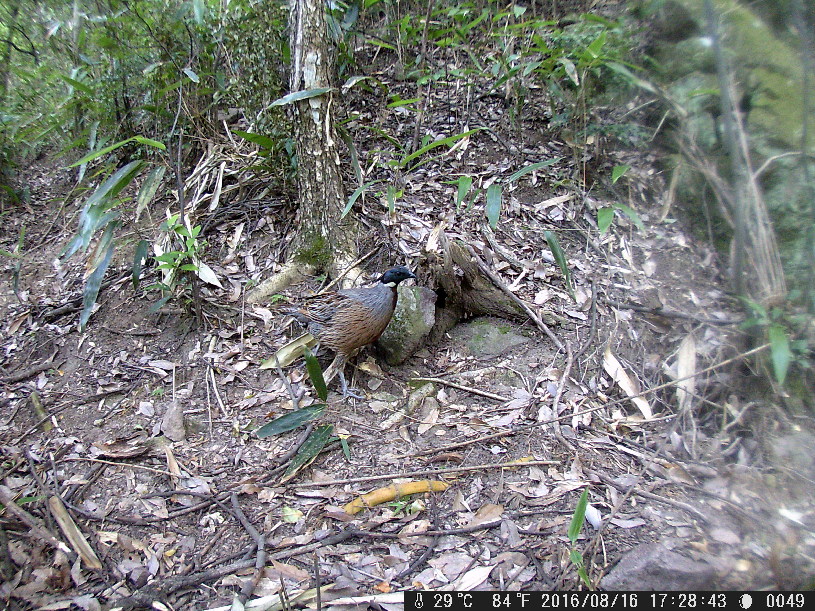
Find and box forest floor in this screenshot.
[3,35,815,611]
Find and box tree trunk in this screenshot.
[249,0,360,304]
[287,0,357,271]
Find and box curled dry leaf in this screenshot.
[92,436,150,459]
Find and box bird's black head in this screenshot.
[379,266,416,286]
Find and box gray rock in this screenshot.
[378,286,436,365]
[161,400,187,442]
[449,317,530,359]
[601,542,716,591]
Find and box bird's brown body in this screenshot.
[281,266,416,396]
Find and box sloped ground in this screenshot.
[3,35,815,611]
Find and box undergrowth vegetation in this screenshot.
[1,0,812,398]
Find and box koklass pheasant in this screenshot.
[280,266,416,396]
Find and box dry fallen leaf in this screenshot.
[602,347,653,419]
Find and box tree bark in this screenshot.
[249,0,360,303]
[287,0,357,271]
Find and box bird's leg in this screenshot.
[337,369,365,401]
[323,353,364,400]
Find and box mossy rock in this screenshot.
[449,317,531,359]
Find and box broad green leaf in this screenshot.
[597,207,614,234]
[69,137,135,167]
[192,0,206,23]
[506,158,561,183]
[485,183,502,228]
[456,175,473,210]
[568,488,589,543]
[232,130,277,150]
[583,30,607,61]
[135,166,166,221]
[63,161,144,258]
[132,239,148,289]
[544,230,575,301]
[132,136,166,150]
[183,68,200,83]
[559,57,579,86]
[281,424,334,483]
[79,226,118,331]
[342,179,381,218]
[304,349,328,401]
[255,404,326,438]
[386,185,401,215]
[149,294,173,313]
[59,74,94,95]
[614,203,645,231]
[399,128,480,167]
[611,164,630,184]
[768,324,792,385]
[270,87,333,106]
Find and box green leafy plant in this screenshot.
[740,299,807,386]
[568,488,592,588]
[597,203,645,234]
[545,230,576,302]
[148,213,217,311]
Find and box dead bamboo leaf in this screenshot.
[343,480,450,515]
[603,347,653,419]
[261,333,318,369]
[47,496,103,569]
[675,334,697,412]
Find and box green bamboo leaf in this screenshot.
[149,294,173,313]
[568,488,589,543]
[342,179,381,218]
[611,164,630,184]
[69,137,135,167]
[59,74,94,95]
[506,158,561,183]
[544,230,575,301]
[232,130,277,150]
[132,136,166,150]
[768,324,792,385]
[386,185,401,215]
[79,226,118,331]
[134,166,166,221]
[304,349,328,401]
[183,68,200,83]
[559,57,579,86]
[270,87,333,107]
[455,175,472,210]
[614,203,645,231]
[583,30,607,61]
[63,161,144,258]
[192,0,206,23]
[255,404,327,438]
[337,126,362,186]
[399,128,480,167]
[597,207,614,234]
[132,239,149,290]
[281,424,334,482]
[485,183,502,228]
